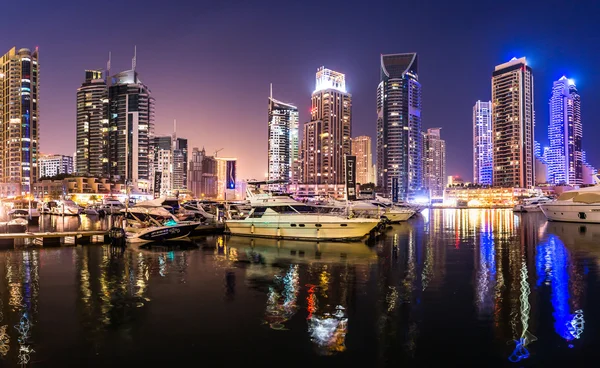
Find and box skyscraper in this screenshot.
[377,53,422,201]
[267,90,299,186]
[216,157,237,200]
[491,57,535,188]
[173,136,188,190]
[423,128,446,197]
[107,66,155,191]
[351,136,373,185]
[473,100,493,185]
[0,47,40,194]
[301,67,352,184]
[76,70,108,176]
[547,76,582,185]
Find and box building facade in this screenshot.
[473,100,493,185]
[76,70,108,176]
[547,76,582,185]
[377,53,422,201]
[107,69,155,191]
[188,147,218,199]
[0,47,40,194]
[301,67,351,184]
[423,128,446,197]
[39,154,74,178]
[491,57,535,188]
[267,94,299,186]
[151,135,188,196]
[351,136,373,185]
[215,157,237,200]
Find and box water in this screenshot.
[0,209,598,366]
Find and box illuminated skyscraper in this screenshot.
[107,64,155,192]
[76,69,108,177]
[267,89,299,186]
[547,76,582,185]
[423,128,446,197]
[301,67,352,184]
[377,53,422,201]
[216,157,236,200]
[491,57,535,188]
[473,100,493,185]
[351,136,373,185]
[0,47,39,195]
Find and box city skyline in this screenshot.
[2,0,599,181]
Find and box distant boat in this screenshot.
[513,196,553,213]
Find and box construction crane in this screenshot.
[214,148,223,157]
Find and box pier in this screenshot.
[0,230,109,246]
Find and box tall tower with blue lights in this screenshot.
[473,100,493,185]
[547,76,582,185]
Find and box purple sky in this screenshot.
[2,0,599,180]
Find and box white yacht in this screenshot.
[225,199,380,241]
[513,196,554,213]
[51,200,81,216]
[540,181,600,223]
[122,199,200,243]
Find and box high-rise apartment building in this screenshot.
[351,136,373,184]
[491,57,535,188]
[377,53,422,201]
[268,91,299,186]
[107,68,155,191]
[188,147,218,198]
[39,154,74,178]
[0,47,40,194]
[423,128,446,197]
[301,67,351,184]
[76,70,108,176]
[547,76,582,185]
[151,135,188,196]
[473,101,493,185]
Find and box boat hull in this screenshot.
[381,211,414,223]
[126,223,199,243]
[540,203,600,223]
[513,205,543,213]
[225,219,379,241]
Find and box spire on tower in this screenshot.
[132,45,137,71]
[107,51,111,77]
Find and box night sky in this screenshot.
[2,0,599,180]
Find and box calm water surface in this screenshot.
[0,209,598,367]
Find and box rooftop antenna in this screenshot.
[173,119,177,141]
[270,83,272,99]
[132,45,137,71]
[106,51,111,77]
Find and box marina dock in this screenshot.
[0,230,109,246]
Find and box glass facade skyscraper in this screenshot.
[267,94,299,186]
[107,69,155,191]
[377,53,422,201]
[423,128,446,197]
[491,57,535,188]
[473,100,493,185]
[0,47,39,194]
[547,76,582,185]
[76,70,108,177]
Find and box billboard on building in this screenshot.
[345,155,357,200]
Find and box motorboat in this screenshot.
[99,198,125,215]
[0,218,28,233]
[513,196,553,213]
[83,205,106,217]
[180,200,218,221]
[122,199,201,243]
[51,200,81,216]
[2,199,40,224]
[540,175,600,223]
[225,199,381,241]
[323,198,415,223]
[349,200,415,223]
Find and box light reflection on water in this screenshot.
[0,209,594,366]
